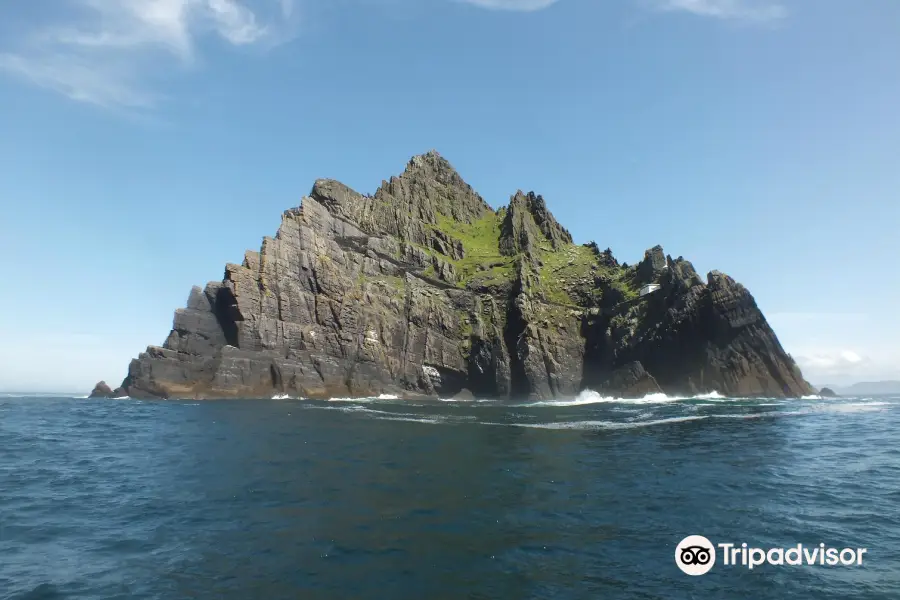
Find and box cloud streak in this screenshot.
[792,348,879,384]
[0,0,296,110]
[461,0,787,20]
[458,0,560,10]
[650,0,787,21]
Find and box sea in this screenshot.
[1,391,899,599]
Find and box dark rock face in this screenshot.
[594,362,663,399]
[89,381,114,398]
[94,151,814,400]
[636,245,668,284]
[89,381,126,398]
[819,387,838,398]
[591,268,813,397]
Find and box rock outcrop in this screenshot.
[89,381,127,398]
[93,151,814,400]
[89,381,114,398]
[818,387,838,398]
[594,362,663,399]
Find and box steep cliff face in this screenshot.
[95,151,813,400]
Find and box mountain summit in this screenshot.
[91,152,813,400]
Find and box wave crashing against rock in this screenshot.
[91,151,813,400]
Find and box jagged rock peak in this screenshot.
[301,152,491,250]
[499,190,573,257]
[667,256,703,291]
[309,178,365,220]
[707,270,739,289]
[375,151,492,225]
[636,245,669,284]
[584,241,619,267]
[404,150,459,183]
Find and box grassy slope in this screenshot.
[426,207,639,309]
[431,212,516,287]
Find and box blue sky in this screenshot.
[0,0,897,392]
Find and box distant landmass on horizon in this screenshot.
[817,381,900,396]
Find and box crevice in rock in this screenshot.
[503,288,530,400]
[270,363,283,391]
[579,312,612,390]
[214,286,241,348]
[467,337,498,398]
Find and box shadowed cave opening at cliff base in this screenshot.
[90,151,815,401]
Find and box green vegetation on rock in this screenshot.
[431,211,515,288]
[427,202,642,308]
[533,244,600,306]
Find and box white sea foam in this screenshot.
[360,411,696,429]
[513,389,755,407]
[337,397,379,404]
[693,391,726,399]
[308,403,477,425]
[271,394,293,400]
[502,415,710,430]
[711,411,785,420]
[518,389,690,407]
[317,394,399,402]
[440,397,494,403]
[801,395,822,400]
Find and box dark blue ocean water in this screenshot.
[2,392,899,599]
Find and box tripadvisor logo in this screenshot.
[675,535,868,576]
[676,535,716,576]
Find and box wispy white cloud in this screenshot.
[650,0,787,22]
[0,0,297,110]
[792,347,878,384]
[458,0,560,10]
[0,0,786,110]
[767,311,900,385]
[459,0,786,19]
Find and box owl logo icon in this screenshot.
[675,535,716,575]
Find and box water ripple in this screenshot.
[1,395,898,599]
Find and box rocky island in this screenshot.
[91,151,813,400]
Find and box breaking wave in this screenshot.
[516,389,731,407]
